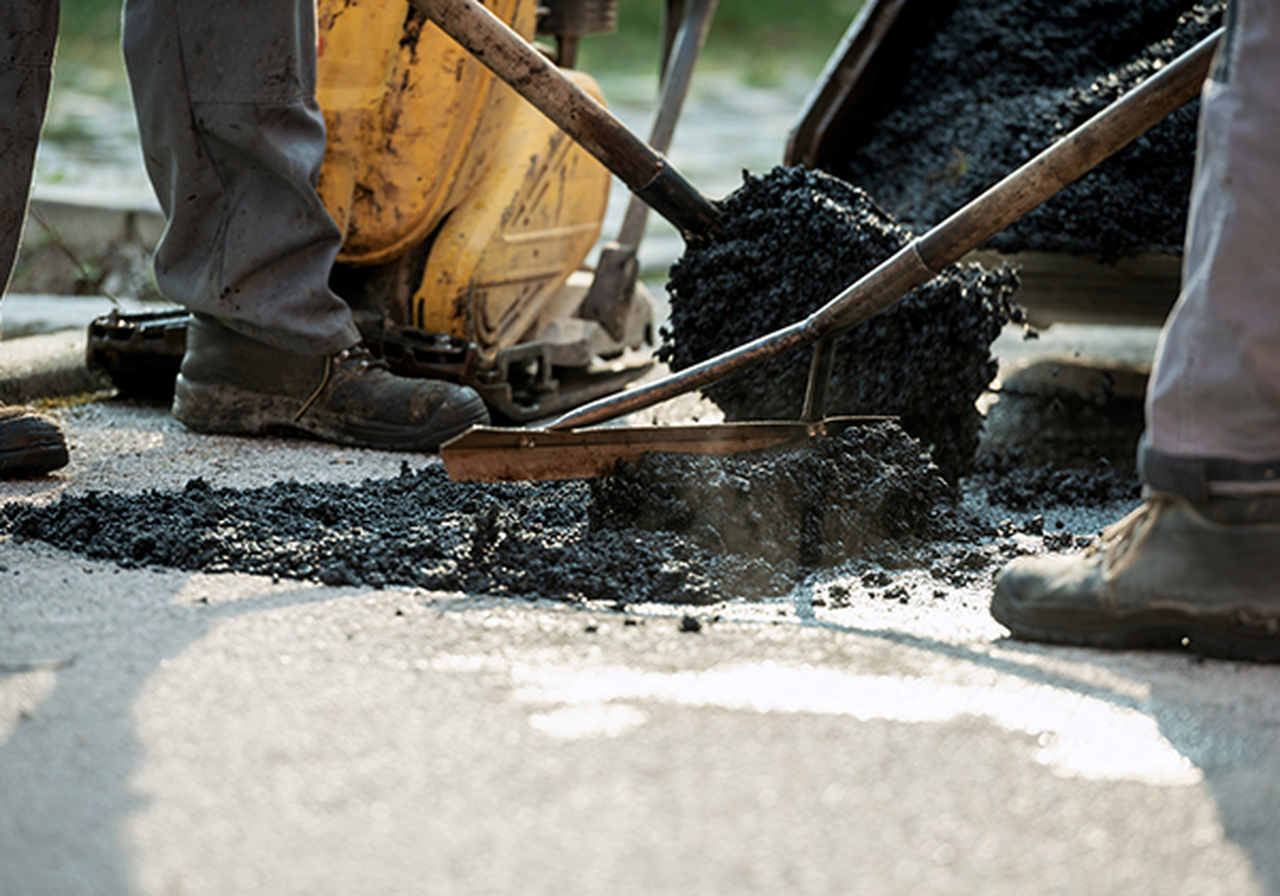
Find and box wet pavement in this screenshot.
[6,54,1280,896]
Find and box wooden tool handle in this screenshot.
[411,0,721,238]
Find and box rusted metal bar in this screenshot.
[619,0,716,247]
[411,0,721,239]
[550,27,1222,431]
[581,0,718,338]
[801,334,838,421]
[442,416,890,481]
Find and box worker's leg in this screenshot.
[1142,0,1280,489]
[0,0,58,294]
[121,0,360,355]
[121,0,488,449]
[990,0,1280,661]
[0,1,69,478]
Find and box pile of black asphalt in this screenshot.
[968,459,1141,512]
[3,408,1151,605]
[660,165,1022,482]
[836,0,1224,258]
[2,421,999,605]
[1,416,1145,604]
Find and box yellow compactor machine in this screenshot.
[315,0,654,419]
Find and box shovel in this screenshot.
[413,0,1220,481]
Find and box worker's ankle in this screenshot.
[1139,439,1280,524]
[180,315,333,398]
[1163,492,1280,525]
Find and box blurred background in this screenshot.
[23,0,861,307]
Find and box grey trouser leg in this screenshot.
[1142,0,1280,499]
[0,0,58,296]
[122,0,360,355]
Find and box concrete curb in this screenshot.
[1,294,167,340]
[12,188,163,299]
[27,186,164,252]
[0,329,111,405]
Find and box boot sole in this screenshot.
[0,440,69,478]
[991,589,1280,663]
[0,416,69,478]
[172,375,487,452]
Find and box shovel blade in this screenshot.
[440,416,891,481]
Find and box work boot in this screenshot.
[172,316,489,450]
[0,407,69,478]
[992,492,1280,661]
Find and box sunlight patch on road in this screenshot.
[529,704,649,739]
[512,661,1202,786]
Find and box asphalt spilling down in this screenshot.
[662,165,1022,482]
[839,0,1224,259]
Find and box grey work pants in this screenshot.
[1,0,359,355]
[122,0,359,354]
[1142,0,1280,498]
[0,0,58,296]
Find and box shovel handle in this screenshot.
[411,0,721,238]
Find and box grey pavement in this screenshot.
[2,377,1279,896]
[0,328,108,405]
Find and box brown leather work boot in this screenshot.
[0,407,69,478]
[992,492,1280,661]
[172,316,489,450]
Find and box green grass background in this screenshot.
[57,0,861,80]
[580,1,860,79]
[57,0,125,68]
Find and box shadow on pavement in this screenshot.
[0,564,356,895]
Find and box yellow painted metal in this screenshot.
[314,0,611,362]
[312,0,402,239]
[412,71,612,355]
[315,0,528,267]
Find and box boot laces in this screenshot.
[1089,493,1171,577]
[334,344,389,374]
[294,344,389,422]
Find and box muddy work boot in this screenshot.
[992,492,1280,661]
[0,407,69,478]
[173,317,489,450]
